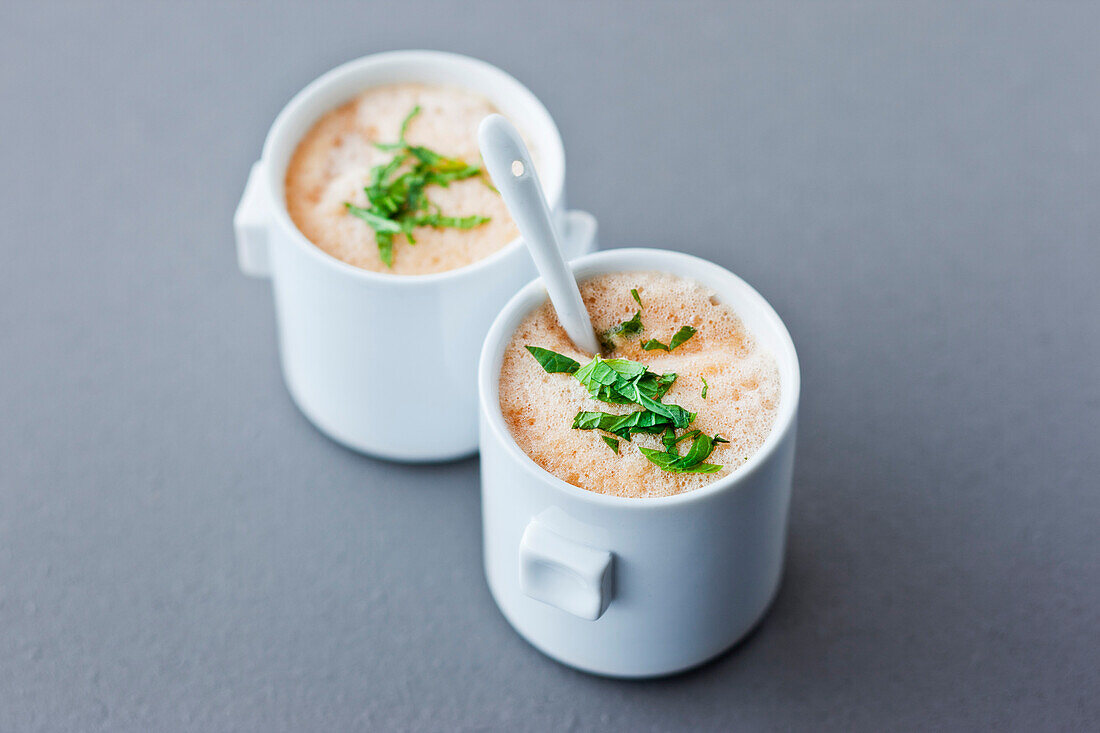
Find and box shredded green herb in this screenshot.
[701,376,708,399]
[525,346,580,374]
[638,433,724,473]
[572,408,687,442]
[344,106,492,267]
[601,287,649,352]
[601,310,643,350]
[526,347,723,473]
[642,325,697,353]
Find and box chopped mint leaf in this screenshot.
[376,232,394,267]
[569,354,690,425]
[669,325,697,350]
[413,213,491,229]
[345,203,403,233]
[602,310,643,350]
[573,408,678,441]
[369,154,408,193]
[373,105,421,151]
[575,355,649,401]
[637,371,677,401]
[574,355,620,397]
[525,346,580,374]
[669,429,702,451]
[373,141,406,152]
[661,427,677,453]
[601,289,648,351]
[408,145,443,166]
[399,106,419,141]
[348,106,492,267]
[638,431,724,473]
[679,431,717,466]
[638,447,723,473]
[620,310,644,335]
[701,376,708,399]
[533,347,725,475]
[642,325,697,352]
[604,358,647,381]
[572,411,613,431]
[620,386,694,429]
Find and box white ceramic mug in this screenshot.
[234,51,597,461]
[478,248,800,677]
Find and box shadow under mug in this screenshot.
[478,248,800,677]
[234,51,597,461]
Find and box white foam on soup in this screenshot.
[285,83,523,275]
[499,271,781,498]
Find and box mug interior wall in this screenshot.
[262,53,565,217]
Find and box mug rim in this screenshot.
[478,247,801,510]
[259,50,566,287]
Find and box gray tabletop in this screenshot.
[3,2,1098,730]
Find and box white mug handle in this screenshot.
[519,519,614,620]
[234,161,271,278]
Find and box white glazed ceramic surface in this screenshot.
[234,51,597,461]
[478,249,800,677]
[478,114,601,355]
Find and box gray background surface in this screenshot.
[2,1,1098,730]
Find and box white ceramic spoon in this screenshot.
[478,114,601,356]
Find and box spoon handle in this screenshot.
[479,115,600,356]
